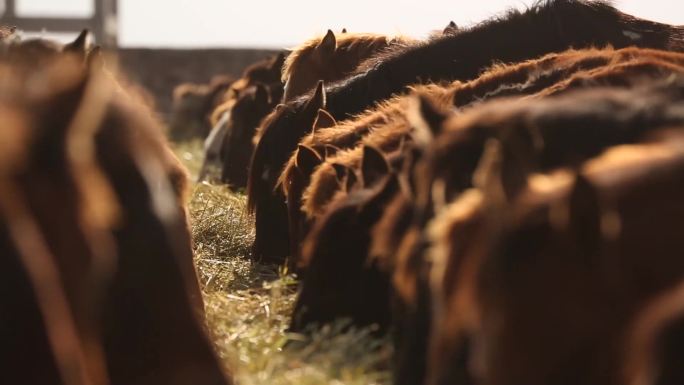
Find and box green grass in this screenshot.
[175,142,392,385]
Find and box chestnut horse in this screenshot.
[282,30,413,101]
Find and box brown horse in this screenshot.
[248,0,684,262]
[282,30,413,101]
[0,47,230,385]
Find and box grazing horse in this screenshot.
[0,47,231,385]
[281,30,413,101]
[198,53,285,185]
[169,75,235,140]
[248,0,684,263]
[290,146,403,333]
[215,83,281,188]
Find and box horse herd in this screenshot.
[3,0,684,384]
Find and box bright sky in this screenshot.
[5,0,684,48]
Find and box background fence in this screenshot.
[1,0,280,118]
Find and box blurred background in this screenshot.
[2,0,682,117]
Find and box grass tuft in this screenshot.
[177,141,392,385]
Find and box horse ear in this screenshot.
[270,52,286,72]
[64,29,90,55]
[316,29,337,57]
[324,144,340,158]
[345,168,358,192]
[341,28,347,34]
[313,108,336,132]
[443,21,459,34]
[408,94,449,148]
[253,83,270,105]
[295,145,322,175]
[86,45,104,69]
[361,145,389,188]
[304,81,327,116]
[331,163,347,183]
[566,173,603,256]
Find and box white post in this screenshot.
[5,0,16,17]
[95,0,118,48]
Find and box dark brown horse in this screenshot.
[216,83,282,188]
[198,53,285,186]
[290,145,403,333]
